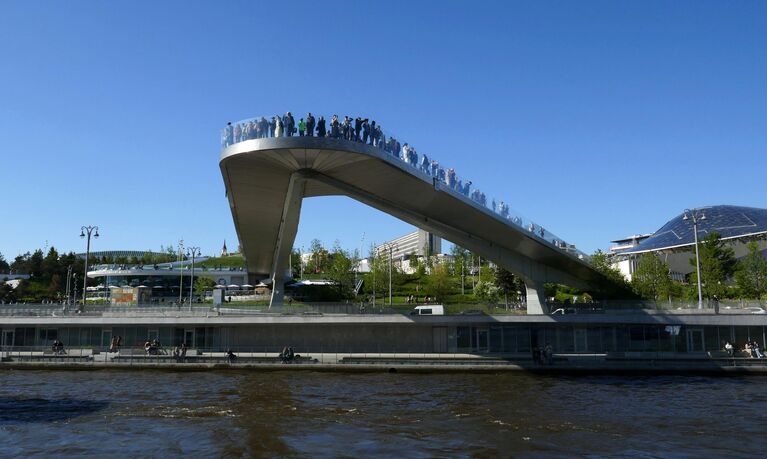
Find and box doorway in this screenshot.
[101,330,112,349]
[686,328,704,352]
[1,329,14,350]
[474,328,488,352]
[184,329,194,347]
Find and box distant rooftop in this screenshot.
[624,205,767,254]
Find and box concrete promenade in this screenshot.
[4,350,767,375]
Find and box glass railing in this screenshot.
[221,114,589,261]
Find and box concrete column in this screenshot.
[524,280,548,315]
[269,173,306,308]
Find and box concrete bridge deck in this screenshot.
[220,136,612,313]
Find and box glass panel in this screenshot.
[587,327,603,352]
[617,327,630,352]
[704,326,720,351]
[658,326,673,352]
[517,327,531,352]
[489,326,502,352]
[628,326,645,351]
[502,327,516,352]
[718,326,732,347]
[558,327,575,353]
[644,326,660,352]
[734,327,750,350]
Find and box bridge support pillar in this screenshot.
[269,173,306,308]
[525,280,548,315]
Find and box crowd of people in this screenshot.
[222,112,572,250]
[726,340,765,358]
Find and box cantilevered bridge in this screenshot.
[220,123,609,314]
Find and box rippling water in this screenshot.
[0,369,764,457]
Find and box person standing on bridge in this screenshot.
[298,118,306,136]
[284,112,295,137]
[420,154,430,174]
[274,115,283,137]
[362,119,370,144]
[368,121,376,145]
[316,115,326,137]
[234,123,242,143]
[258,117,268,138]
[306,113,315,137]
[330,115,340,138]
[269,116,277,137]
[446,168,456,188]
[342,116,351,140]
[224,122,233,147]
[354,117,363,141]
[374,123,382,147]
[377,127,385,149]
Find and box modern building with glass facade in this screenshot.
[4,312,766,357]
[611,205,767,281]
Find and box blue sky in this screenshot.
[0,1,765,260]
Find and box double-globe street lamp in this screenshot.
[683,208,706,309]
[80,225,99,311]
[187,246,201,308]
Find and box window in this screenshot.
[39,328,57,343]
[456,327,471,349]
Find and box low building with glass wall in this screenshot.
[4,313,766,357]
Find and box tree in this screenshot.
[290,249,302,278]
[42,247,61,283]
[306,239,328,274]
[474,280,499,304]
[326,242,354,299]
[427,263,453,302]
[493,267,522,307]
[194,277,216,296]
[591,250,628,285]
[631,253,671,301]
[689,232,736,299]
[590,249,634,299]
[735,242,767,299]
[0,252,9,273]
[450,245,469,276]
[28,250,44,279]
[363,245,388,301]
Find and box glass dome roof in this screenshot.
[624,205,767,253]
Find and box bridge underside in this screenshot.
[220,137,607,314]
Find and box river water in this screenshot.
[0,370,764,457]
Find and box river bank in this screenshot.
[4,350,767,375]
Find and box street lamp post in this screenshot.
[187,246,201,308]
[379,242,397,306]
[64,265,72,308]
[79,225,99,312]
[683,208,707,309]
[177,239,184,305]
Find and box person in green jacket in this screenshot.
[298,118,306,136]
